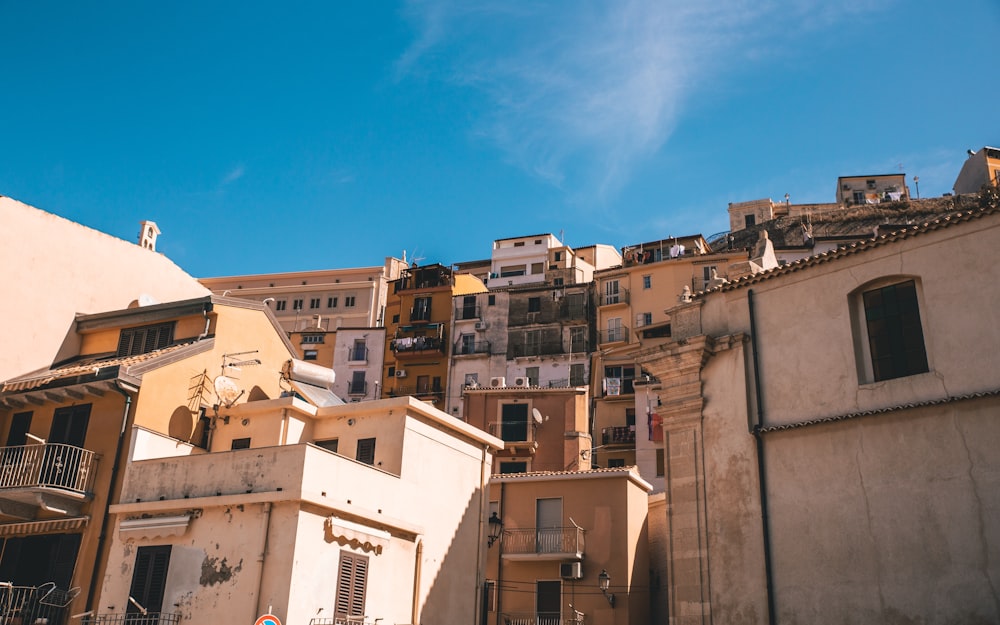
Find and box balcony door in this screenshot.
[536,498,562,554]
[500,404,529,442]
[0,533,80,587]
[45,404,91,489]
[536,580,561,625]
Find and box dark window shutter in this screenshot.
[335,552,369,618]
[356,438,376,465]
[7,412,32,447]
[129,545,171,614]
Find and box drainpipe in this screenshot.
[255,502,273,619]
[474,445,489,625]
[411,539,423,625]
[747,290,776,625]
[494,482,505,625]
[87,380,136,612]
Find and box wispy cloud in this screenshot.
[398,0,893,201]
[220,165,245,187]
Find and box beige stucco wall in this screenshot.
[0,196,209,381]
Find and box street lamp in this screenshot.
[598,569,616,608]
[914,176,920,199]
[487,511,503,548]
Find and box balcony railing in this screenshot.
[598,327,629,345]
[409,306,432,323]
[455,340,491,356]
[390,336,445,355]
[0,443,97,493]
[455,304,482,320]
[308,617,377,625]
[347,381,368,396]
[500,614,584,625]
[501,527,585,558]
[0,583,79,625]
[599,288,629,306]
[347,346,368,363]
[488,421,535,443]
[602,425,636,446]
[82,614,181,624]
[509,341,572,358]
[391,385,443,398]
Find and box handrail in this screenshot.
[0,443,97,493]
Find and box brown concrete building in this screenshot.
[636,199,1000,624]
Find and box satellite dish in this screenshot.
[532,408,544,425]
[214,375,244,408]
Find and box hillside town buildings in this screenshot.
[1,153,998,625]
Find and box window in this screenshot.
[350,339,367,362]
[500,403,529,442]
[392,314,400,324]
[349,371,366,395]
[117,323,174,357]
[303,349,318,361]
[625,408,636,427]
[356,438,376,465]
[570,327,587,353]
[6,411,32,447]
[638,312,652,327]
[524,329,542,356]
[231,437,251,450]
[531,262,544,274]
[328,297,338,308]
[853,190,866,205]
[656,448,665,477]
[344,296,356,308]
[460,334,476,355]
[302,334,324,344]
[862,279,928,381]
[608,458,626,468]
[604,280,621,305]
[128,546,171,616]
[316,439,339,453]
[387,366,395,378]
[554,251,562,261]
[606,317,623,343]
[536,498,562,554]
[483,580,497,613]
[499,461,527,474]
[416,375,430,394]
[703,266,718,283]
[553,277,564,286]
[525,366,539,387]
[310,298,321,309]
[461,295,477,319]
[570,363,586,386]
[293,299,304,310]
[488,295,496,306]
[604,365,635,395]
[513,241,525,247]
[744,214,756,228]
[500,265,526,277]
[276,300,287,311]
[412,297,431,321]
[527,297,541,313]
[335,551,369,619]
[642,275,651,289]
[465,373,479,387]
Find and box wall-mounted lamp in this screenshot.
[487,511,503,548]
[598,569,616,608]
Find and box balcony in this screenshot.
[0,583,80,625]
[391,385,443,400]
[346,346,368,363]
[598,288,629,307]
[454,340,491,356]
[455,304,482,320]
[500,614,584,625]
[501,527,585,561]
[488,421,538,455]
[347,381,368,397]
[602,426,636,446]
[409,306,433,323]
[509,341,571,358]
[390,335,445,358]
[82,613,181,624]
[597,327,629,345]
[0,443,97,518]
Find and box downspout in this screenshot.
[87,380,136,612]
[494,482,505,625]
[411,539,423,625]
[254,502,273,619]
[474,445,489,625]
[747,289,776,625]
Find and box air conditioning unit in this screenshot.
[560,562,583,580]
[512,376,529,387]
[474,321,488,331]
[395,370,407,378]
[489,377,506,388]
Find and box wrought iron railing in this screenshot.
[455,340,491,355]
[598,288,629,306]
[501,527,585,555]
[602,426,636,445]
[0,443,97,493]
[390,336,445,354]
[598,327,629,344]
[347,346,369,363]
[500,613,584,625]
[455,304,482,320]
[347,381,368,396]
[0,583,79,625]
[81,613,181,624]
[488,421,534,443]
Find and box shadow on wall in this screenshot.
[418,487,484,625]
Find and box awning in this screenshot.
[0,516,88,537]
[324,516,391,555]
[119,514,193,539]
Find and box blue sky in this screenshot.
[2,1,997,277]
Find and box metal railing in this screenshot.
[598,288,629,306]
[488,421,534,443]
[597,327,629,344]
[0,583,78,625]
[347,381,368,396]
[455,340,491,355]
[82,614,181,624]
[390,336,445,354]
[347,346,369,363]
[501,613,584,625]
[0,443,97,493]
[455,304,482,320]
[501,527,585,556]
[308,617,383,625]
[602,426,636,445]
